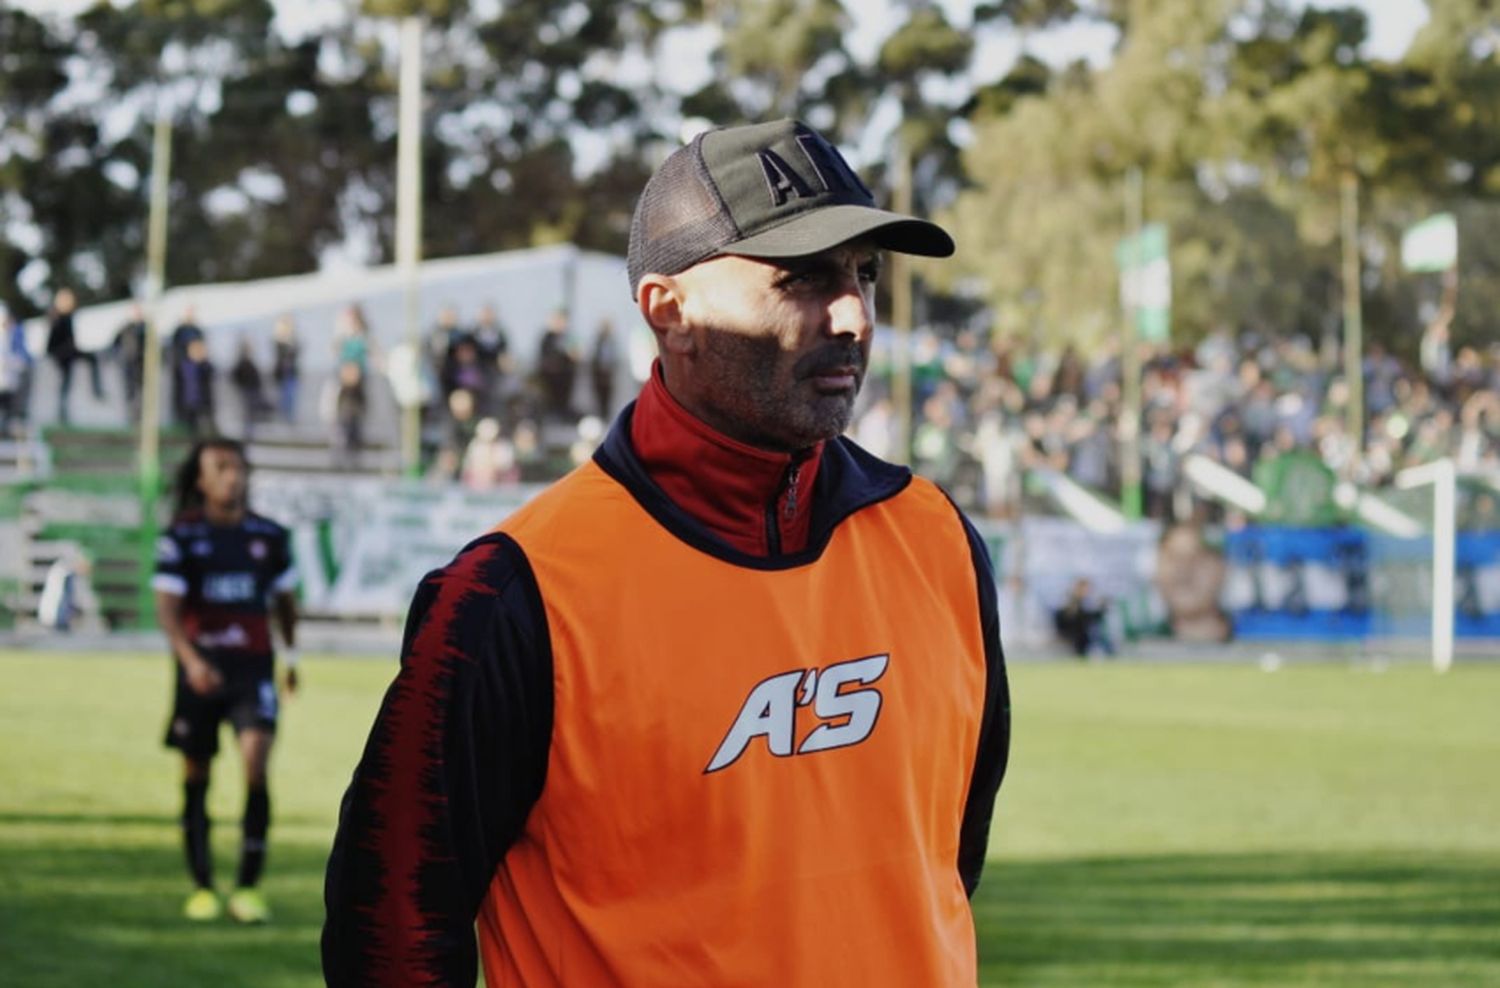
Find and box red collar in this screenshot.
[630,364,823,556]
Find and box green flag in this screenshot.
[1401,213,1457,273]
[1116,223,1170,342]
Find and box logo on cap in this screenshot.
[757,132,873,207]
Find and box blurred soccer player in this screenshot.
[154,438,299,923]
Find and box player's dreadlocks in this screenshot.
[173,437,249,517]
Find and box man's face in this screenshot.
[197,447,247,511]
[671,239,880,451]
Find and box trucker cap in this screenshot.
[626,119,955,297]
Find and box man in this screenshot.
[0,301,29,436]
[177,337,217,437]
[472,302,515,421]
[169,306,206,424]
[535,307,578,419]
[323,119,1010,986]
[429,303,469,401]
[331,359,367,471]
[155,438,299,923]
[1053,576,1116,658]
[112,302,147,421]
[589,317,620,416]
[45,287,104,424]
[271,313,301,423]
[471,302,511,374]
[230,337,266,439]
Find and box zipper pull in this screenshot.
[783,464,800,519]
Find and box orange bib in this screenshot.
[480,461,987,987]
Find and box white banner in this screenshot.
[248,475,1168,636]
[250,474,543,618]
[974,516,1164,649]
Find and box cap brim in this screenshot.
[719,204,954,261]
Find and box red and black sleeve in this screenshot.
[955,509,1012,898]
[322,532,553,987]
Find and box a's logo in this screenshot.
[757,149,816,206]
[705,653,888,774]
[756,132,874,207]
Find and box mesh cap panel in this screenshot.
[626,136,740,298]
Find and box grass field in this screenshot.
[2,651,1497,987]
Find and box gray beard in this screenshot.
[693,327,865,452]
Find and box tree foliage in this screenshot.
[3,0,1499,361]
[0,7,74,316]
[945,0,1500,354]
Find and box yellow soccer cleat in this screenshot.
[226,886,271,924]
[183,888,222,922]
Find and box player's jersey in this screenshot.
[153,511,296,659]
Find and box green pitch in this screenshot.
[1,652,1497,987]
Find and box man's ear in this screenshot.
[637,274,695,357]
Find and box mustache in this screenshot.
[794,344,866,379]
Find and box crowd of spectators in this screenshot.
[417,303,620,485]
[9,284,1500,519]
[161,299,623,482]
[850,325,1500,524]
[0,303,35,438]
[2,292,625,488]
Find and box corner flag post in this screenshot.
[140,111,172,503]
[1395,457,1457,673]
[1117,170,1171,520]
[1119,168,1144,520]
[1341,169,1363,471]
[136,109,173,628]
[396,16,425,477]
[890,135,914,466]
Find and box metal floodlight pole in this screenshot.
[889,135,914,466]
[135,108,173,629]
[1341,168,1364,471]
[396,16,425,477]
[1395,457,1457,673]
[140,111,173,499]
[1119,167,1144,521]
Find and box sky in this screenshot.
[9,0,1433,155]
[956,0,1428,83]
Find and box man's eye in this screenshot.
[858,262,882,284]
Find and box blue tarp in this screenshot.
[1223,526,1500,640]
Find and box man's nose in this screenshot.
[827,286,873,341]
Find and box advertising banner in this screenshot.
[250,475,542,618]
[975,516,1165,649]
[1223,526,1500,639]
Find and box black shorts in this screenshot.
[163,654,278,759]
